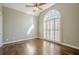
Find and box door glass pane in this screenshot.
[47,30,49,40]
[50,31,54,41]
[55,31,60,42]
[55,19,60,30]
[50,20,54,30]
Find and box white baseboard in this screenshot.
[57,42,79,50]
[39,38,79,50]
[3,37,36,45]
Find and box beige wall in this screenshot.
[3,7,37,43]
[78,5,79,44]
[39,3,79,47]
[0,6,2,46]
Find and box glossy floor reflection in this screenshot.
[1,39,79,55]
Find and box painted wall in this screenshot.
[39,3,79,47]
[0,6,2,46]
[3,7,37,43]
[78,5,79,45]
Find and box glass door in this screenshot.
[43,9,61,42]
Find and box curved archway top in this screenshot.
[44,9,61,21]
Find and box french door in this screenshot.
[43,10,61,42]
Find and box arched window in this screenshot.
[43,9,61,42]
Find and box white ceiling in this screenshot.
[0,3,55,16]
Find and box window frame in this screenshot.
[43,9,61,42]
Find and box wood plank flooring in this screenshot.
[0,39,79,55]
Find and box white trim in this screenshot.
[3,37,36,45]
[54,41,79,50]
[39,38,79,50]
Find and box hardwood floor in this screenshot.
[0,39,79,55]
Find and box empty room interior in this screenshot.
[0,3,79,55]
